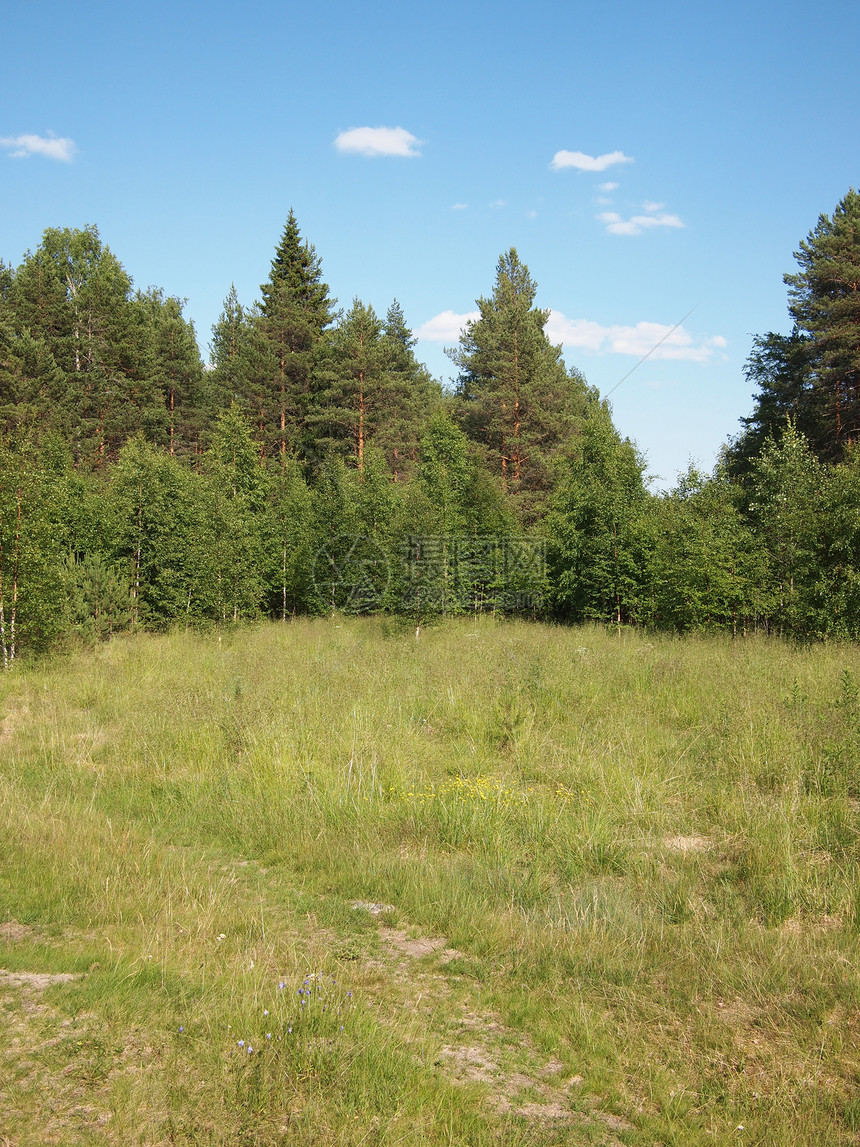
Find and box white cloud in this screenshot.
[545,311,724,363]
[597,209,685,236]
[642,200,665,212]
[415,310,480,342]
[551,149,633,172]
[0,133,76,161]
[333,126,421,157]
[526,209,537,219]
[599,181,619,191]
[490,198,506,207]
[451,202,468,210]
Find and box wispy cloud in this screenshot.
[551,149,633,172]
[418,307,725,363]
[545,311,725,362]
[599,181,619,191]
[451,202,468,210]
[0,133,76,162]
[489,199,506,208]
[597,202,685,235]
[333,126,421,157]
[415,310,480,342]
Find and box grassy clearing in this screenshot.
[1,617,859,1144]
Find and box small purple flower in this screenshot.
[266,1033,272,1040]
[347,992,352,998]
[237,1040,245,1047]
[278,981,285,991]
[178,1026,184,1033]
[263,1010,269,1016]
[247,1046,253,1054]
[288,1027,292,1034]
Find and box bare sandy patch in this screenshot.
[0,921,40,943]
[780,913,841,936]
[351,900,395,916]
[380,927,465,960]
[663,834,712,853]
[0,970,82,990]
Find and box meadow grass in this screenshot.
[1,617,859,1144]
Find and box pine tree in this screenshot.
[137,288,204,457]
[785,189,860,456]
[309,299,386,471]
[733,190,860,467]
[8,227,159,463]
[452,248,592,521]
[0,322,66,433]
[210,288,275,451]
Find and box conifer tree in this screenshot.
[309,299,385,471]
[785,189,860,456]
[377,299,440,479]
[452,248,592,521]
[8,227,160,463]
[257,210,335,460]
[733,190,860,467]
[137,288,204,456]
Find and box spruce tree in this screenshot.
[377,299,440,479]
[257,210,335,460]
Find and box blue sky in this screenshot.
[2,0,858,486]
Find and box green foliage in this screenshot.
[256,210,335,460]
[136,287,205,455]
[0,433,67,664]
[64,551,132,640]
[643,464,768,633]
[4,204,860,649]
[733,189,860,468]
[453,248,593,521]
[547,402,649,627]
